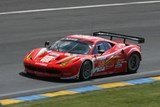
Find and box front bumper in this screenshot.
[24,63,79,79]
[25,66,61,78]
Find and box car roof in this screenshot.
[67,35,116,44]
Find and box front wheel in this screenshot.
[79,61,92,80]
[127,53,140,73]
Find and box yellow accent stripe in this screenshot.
[0,99,23,105]
[41,90,78,97]
[97,82,132,89]
[152,76,160,81]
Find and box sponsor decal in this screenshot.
[94,58,106,73]
[94,56,123,72]
[115,59,124,68]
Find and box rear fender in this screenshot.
[125,47,142,61]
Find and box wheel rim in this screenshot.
[82,63,91,79]
[128,54,140,71]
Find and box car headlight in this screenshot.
[25,52,33,60]
[26,55,32,60]
[59,61,70,66]
[59,57,80,67]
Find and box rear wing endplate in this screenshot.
[93,31,145,44]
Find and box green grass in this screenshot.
[6,81,160,107]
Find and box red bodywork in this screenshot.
[24,35,142,79]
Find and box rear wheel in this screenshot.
[79,61,92,80]
[127,53,140,73]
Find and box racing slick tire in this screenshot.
[79,61,92,80]
[127,53,140,73]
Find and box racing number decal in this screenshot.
[41,55,54,63]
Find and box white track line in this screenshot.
[0,0,160,15]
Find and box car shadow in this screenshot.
[19,72,79,83]
[19,71,136,83]
[91,72,135,80]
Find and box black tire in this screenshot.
[127,53,140,73]
[79,61,92,80]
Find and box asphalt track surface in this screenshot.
[0,0,160,99]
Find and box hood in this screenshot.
[25,48,81,66]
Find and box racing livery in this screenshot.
[23,31,145,80]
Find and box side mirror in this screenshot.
[45,41,50,47]
[98,49,105,54]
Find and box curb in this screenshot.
[0,75,160,106]
[1,70,160,99]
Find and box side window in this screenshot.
[97,43,105,50]
[103,41,112,51]
[92,41,111,54]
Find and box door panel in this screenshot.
[113,50,127,73]
[93,50,126,76]
[93,54,115,76]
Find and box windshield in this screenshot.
[49,40,91,54]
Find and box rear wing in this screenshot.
[93,31,145,44]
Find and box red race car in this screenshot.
[23,31,145,80]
